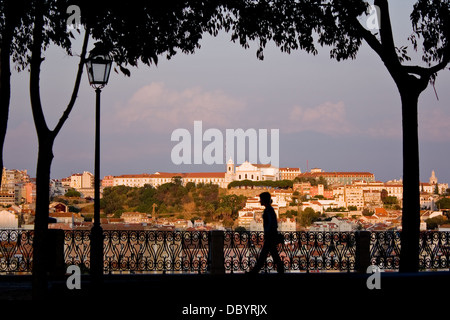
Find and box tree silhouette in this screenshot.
[9,0,226,298]
[0,0,32,186]
[28,1,90,299]
[224,0,449,272]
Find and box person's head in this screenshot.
[259,192,272,206]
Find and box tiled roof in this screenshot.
[252,164,272,168]
[183,172,225,178]
[115,173,153,178]
[115,172,225,179]
[299,171,374,177]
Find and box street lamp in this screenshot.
[86,53,112,89]
[85,51,112,285]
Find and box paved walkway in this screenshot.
[0,275,32,300]
[1,272,449,317]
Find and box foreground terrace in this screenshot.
[0,229,449,310]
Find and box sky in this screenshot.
[4,1,450,185]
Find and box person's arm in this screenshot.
[265,207,277,234]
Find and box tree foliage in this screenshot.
[76,0,228,75]
[294,176,328,188]
[436,198,450,210]
[227,179,293,189]
[299,207,320,227]
[425,215,448,230]
[101,183,247,220]
[64,188,81,198]
[224,0,449,75]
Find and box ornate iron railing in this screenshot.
[370,231,401,270]
[419,231,450,270]
[64,230,91,273]
[224,231,356,273]
[0,229,449,274]
[367,231,450,271]
[64,230,209,274]
[0,229,33,273]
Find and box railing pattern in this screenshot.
[65,230,209,274]
[0,230,33,273]
[224,231,356,273]
[419,231,450,270]
[370,231,401,270]
[64,230,91,272]
[0,229,449,274]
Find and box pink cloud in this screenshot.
[286,101,353,135]
[109,82,246,132]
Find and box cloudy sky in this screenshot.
[4,0,450,184]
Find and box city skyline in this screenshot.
[4,162,446,188]
[3,0,450,184]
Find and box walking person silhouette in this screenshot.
[248,192,284,274]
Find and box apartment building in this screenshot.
[279,167,301,180]
[1,168,30,193]
[121,212,151,224]
[297,169,375,186]
[69,171,94,189]
[0,192,15,206]
[111,172,227,189]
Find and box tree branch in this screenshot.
[402,40,450,78]
[53,27,90,137]
[29,2,49,137]
[349,15,384,59]
[428,49,450,75]
[374,0,399,65]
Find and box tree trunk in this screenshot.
[32,136,55,299]
[0,0,25,188]
[28,3,90,298]
[0,30,12,188]
[398,78,422,273]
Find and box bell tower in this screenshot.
[429,170,438,185]
[227,158,235,174]
[225,158,235,184]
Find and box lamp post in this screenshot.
[85,51,112,285]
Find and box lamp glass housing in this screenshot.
[86,53,112,89]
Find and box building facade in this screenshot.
[108,159,282,190]
[297,169,375,186]
[279,167,302,180]
[0,210,18,228]
[225,159,280,182]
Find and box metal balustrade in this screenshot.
[0,229,33,273]
[0,229,449,274]
[224,231,356,273]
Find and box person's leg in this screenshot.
[250,242,269,273]
[269,243,284,273]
